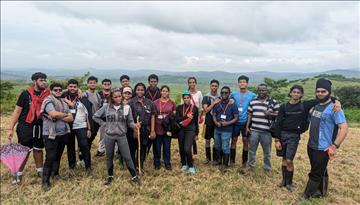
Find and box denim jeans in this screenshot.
[214,128,232,155]
[248,130,272,171]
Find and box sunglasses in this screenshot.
[53,89,62,92]
[221,92,229,94]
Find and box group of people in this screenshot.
[6,72,348,200]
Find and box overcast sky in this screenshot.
[1,1,359,73]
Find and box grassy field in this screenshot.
[1,115,359,205]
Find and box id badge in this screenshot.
[220,114,227,120]
[238,107,243,112]
[70,109,76,114]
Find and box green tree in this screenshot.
[263,78,289,103]
[334,86,360,108]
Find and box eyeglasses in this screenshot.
[53,89,62,92]
[316,90,327,94]
[221,92,229,94]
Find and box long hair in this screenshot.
[187,77,197,90]
[109,88,122,105]
[134,83,146,97]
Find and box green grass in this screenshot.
[1,115,360,204]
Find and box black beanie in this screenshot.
[316,78,332,94]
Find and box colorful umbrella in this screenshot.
[0,144,30,174]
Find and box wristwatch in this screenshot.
[332,143,340,149]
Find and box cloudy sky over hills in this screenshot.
[1,1,359,72]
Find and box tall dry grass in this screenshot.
[1,115,359,205]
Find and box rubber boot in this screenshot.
[285,169,294,192]
[303,178,321,199]
[206,147,211,161]
[278,166,286,187]
[42,167,51,192]
[212,147,217,162]
[230,149,236,164]
[242,150,248,167]
[319,170,329,197]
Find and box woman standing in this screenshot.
[128,83,157,171]
[92,89,141,185]
[182,77,203,158]
[177,90,199,175]
[153,85,176,170]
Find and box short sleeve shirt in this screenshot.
[16,90,42,125]
[129,96,156,125]
[230,91,256,125]
[308,102,346,150]
[213,101,239,132]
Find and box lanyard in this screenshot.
[239,91,248,107]
[159,100,169,114]
[182,104,192,116]
[220,102,230,114]
[148,90,158,101]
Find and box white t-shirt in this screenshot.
[181,90,203,111]
[72,101,88,129]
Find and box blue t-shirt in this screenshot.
[308,102,346,150]
[213,100,239,132]
[230,91,256,125]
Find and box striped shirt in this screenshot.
[248,97,279,132]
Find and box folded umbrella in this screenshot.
[0,144,30,174]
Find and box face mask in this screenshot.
[317,94,330,103]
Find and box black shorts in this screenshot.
[204,124,215,140]
[232,124,247,138]
[276,131,300,161]
[16,123,44,150]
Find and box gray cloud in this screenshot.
[1,1,359,72]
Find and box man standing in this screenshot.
[7,72,50,185]
[230,75,256,167]
[83,76,102,156]
[303,79,348,199]
[202,79,221,164]
[145,74,161,160]
[40,83,73,191]
[95,78,112,157]
[62,79,94,173]
[212,86,239,173]
[245,84,279,176]
[120,75,131,88]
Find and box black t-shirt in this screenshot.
[274,99,318,136]
[202,95,220,126]
[16,90,42,125]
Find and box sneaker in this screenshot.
[77,160,85,167]
[131,176,141,186]
[37,171,43,178]
[85,168,92,175]
[180,165,189,172]
[154,166,161,170]
[239,165,254,175]
[202,159,210,165]
[165,165,172,171]
[11,175,20,185]
[286,184,294,192]
[95,151,105,157]
[188,167,197,175]
[104,176,113,186]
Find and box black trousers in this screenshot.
[43,134,68,179]
[79,122,100,161]
[307,146,329,183]
[67,128,91,169]
[178,129,196,167]
[127,129,136,165]
[134,125,150,169]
